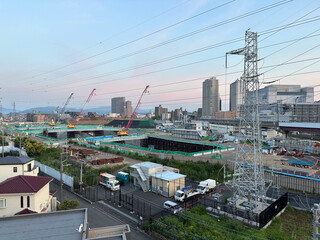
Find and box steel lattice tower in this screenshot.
[227,30,267,207]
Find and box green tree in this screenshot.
[59,199,80,210]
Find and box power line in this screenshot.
[262,42,320,76]
[259,5,320,42]
[31,47,320,94]
[28,16,320,92]
[25,0,236,81]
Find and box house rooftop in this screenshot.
[0,208,87,240]
[0,156,33,165]
[0,208,131,240]
[152,171,186,181]
[15,208,37,215]
[0,175,52,194]
[131,161,162,169]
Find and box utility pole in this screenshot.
[13,101,15,123]
[60,146,64,202]
[1,101,4,158]
[0,91,4,158]
[79,162,83,193]
[19,132,22,157]
[60,145,70,202]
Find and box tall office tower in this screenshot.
[229,79,244,112]
[202,77,219,118]
[155,104,168,116]
[124,101,132,118]
[111,97,125,114]
[258,85,314,104]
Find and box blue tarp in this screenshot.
[286,159,314,166]
[263,146,278,150]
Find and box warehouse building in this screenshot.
[151,171,186,197]
[130,162,180,194]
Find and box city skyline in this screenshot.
[1,0,320,111]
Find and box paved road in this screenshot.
[50,182,152,240]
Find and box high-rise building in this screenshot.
[111,97,125,115]
[229,79,244,112]
[258,85,314,105]
[202,77,219,118]
[155,105,168,116]
[124,101,132,118]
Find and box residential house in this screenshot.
[0,156,39,183]
[0,175,56,217]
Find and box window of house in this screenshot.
[28,163,31,171]
[27,196,30,208]
[20,196,23,208]
[0,199,6,208]
[13,167,17,173]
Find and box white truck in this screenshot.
[99,173,120,191]
[175,186,200,202]
[197,179,216,194]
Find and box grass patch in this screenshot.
[148,206,312,240]
[269,205,312,240]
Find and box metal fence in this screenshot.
[35,160,74,190]
[259,192,288,228]
[76,186,164,223]
[185,193,288,228]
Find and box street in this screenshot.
[50,182,152,240]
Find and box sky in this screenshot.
[1,0,320,112]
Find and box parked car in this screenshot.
[163,201,183,214]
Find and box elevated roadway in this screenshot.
[279,122,320,133]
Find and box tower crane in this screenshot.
[57,93,74,123]
[68,89,96,128]
[49,106,60,126]
[117,85,149,136]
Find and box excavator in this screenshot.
[68,89,96,128]
[49,106,60,126]
[117,85,149,136]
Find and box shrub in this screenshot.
[59,199,80,210]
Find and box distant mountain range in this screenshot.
[18,106,111,115]
[12,106,151,115]
[1,108,17,115]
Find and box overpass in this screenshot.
[279,122,320,134]
[208,119,278,128]
[43,126,119,139]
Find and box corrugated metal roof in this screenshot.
[0,156,33,165]
[152,171,186,181]
[0,208,87,240]
[131,161,162,169]
[0,175,52,194]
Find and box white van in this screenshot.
[163,201,182,215]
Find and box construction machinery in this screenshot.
[117,85,149,136]
[49,106,60,126]
[68,89,96,128]
[57,93,74,124]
